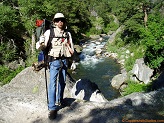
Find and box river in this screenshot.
[70,37,121,100]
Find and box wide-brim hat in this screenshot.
[54,13,65,20]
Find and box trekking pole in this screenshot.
[43,54,49,109]
[42,19,49,109]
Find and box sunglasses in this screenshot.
[54,18,65,22]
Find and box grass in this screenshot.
[121,80,152,96]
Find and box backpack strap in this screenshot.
[43,27,54,68]
[43,27,54,55]
[47,27,54,49]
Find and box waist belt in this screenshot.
[49,56,66,62]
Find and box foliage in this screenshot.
[0,0,164,86]
[24,38,38,66]
[110,0,140,23]
[0,41,17,64]
[18,0,91,41]
[0,4,19,36]
[121,80,152,96]
[107,41,145,72]
[87,17,104,35]
[0,66,24,86]
[125,44,145,71]
[113,0,164,71]
[0,2,26,64]
[139,14,164,69]
[105,21,119,32]
[106,0,164,95]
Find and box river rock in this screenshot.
[90,35,100,39]
[104,52,110,57]
[111,73,127,89]
[74,45,83,54]
[71,79,108,102]
[110,53,118,58]
[95,41,101,45]
[95,48,102,54]
[130,58,154,84]
[99,37,103,41]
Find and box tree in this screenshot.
[141,14,164,70]
[0,2,26,64]
[110,0,164,70]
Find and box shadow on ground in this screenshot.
[32,89,164,123]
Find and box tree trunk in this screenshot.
[144,9,148,27]
[32,33,35,54]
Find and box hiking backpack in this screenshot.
[32,19,52,71]
[35,19,52,61]
[33,19,70,71]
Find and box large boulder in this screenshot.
[0,67,164,123]
[0,67,106,103]
[130,58,154,84]
[111,73,127,90]
[71,79,108,102]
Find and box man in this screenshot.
[38,13,74,120]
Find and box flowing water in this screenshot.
[70,37,121,100]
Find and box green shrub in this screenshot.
[104,21,119,33]
[107,42,119,53]
[87,27,102,35]
[0,42,17,63]
[0,66,24,86]
[24,37,38,67]
[25,53,38,67]
[124,44,145,71]
[137,14,164,69]
[122,80,152,96]
[107,36,145,72]
[124,56,135,71]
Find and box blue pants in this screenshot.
[48,59,67,110]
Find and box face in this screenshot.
[54,18,66,29]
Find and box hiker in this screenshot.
[38,13,74,120]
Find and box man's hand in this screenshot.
[65,42,70,47]
[65,42,74,55]
[40,43,46,50]
[39,35,45,44]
